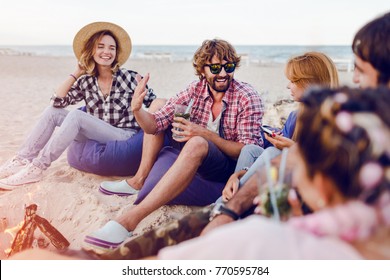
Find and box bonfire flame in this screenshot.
[7,204,70,257]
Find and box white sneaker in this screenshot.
[0,163,43,187]
[0,157,30,179]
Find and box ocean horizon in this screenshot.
[0,45,354,68]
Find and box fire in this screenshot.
[5,204,70,258]
[2,220,22,256]
[4,221,23,238]
[0,217,8,232]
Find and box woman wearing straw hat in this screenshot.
[0,22,157,188]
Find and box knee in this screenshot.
[263,146,282,159]
[41,106,68,125]
[181,136,209,160]
[42,106,62,117]
[62,109,86,127]
[148,98,167,113]
[240,144,263,158]
[66,109,85,120]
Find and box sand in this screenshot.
[0,54,354,259]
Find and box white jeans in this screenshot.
[214,144,281,204]
[17,106,136,170]
[235,144,282,187]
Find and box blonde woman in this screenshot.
[158,87,390,259]
[0,22,156,188]
[223,52,339,202]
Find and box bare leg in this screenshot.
[125,133,164,190]
[126,98,167,190]
[118,136,209,230]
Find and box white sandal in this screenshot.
[83,221,132,253]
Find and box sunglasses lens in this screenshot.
[207,63,236,74]
[224,63,236,73]
[209,64,222,74]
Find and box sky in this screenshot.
[0,0,389,46]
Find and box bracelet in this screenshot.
[69,74,77,81]
[209,203,240,221]
[241,167,249,171]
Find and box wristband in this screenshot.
[69,74,77,81]
[209,203,239,221]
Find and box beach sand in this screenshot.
[0,54,354,258]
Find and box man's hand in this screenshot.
[171,117,210,142]
[131,73,150,112]
[222,170,246,202]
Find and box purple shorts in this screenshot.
[135,130,236,206]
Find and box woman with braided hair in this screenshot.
[222,51,339,202]
[8,86,390,260]
[155,86,390,259]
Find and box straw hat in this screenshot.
[73,22,132,65]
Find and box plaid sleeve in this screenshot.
[125,70,157,108]
[152,97,178,134]
[237,92,264,147]
[51,78,86,108]
[152,84,195,133]
[143,88,157,108]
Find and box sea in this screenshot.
[0,45,354,69]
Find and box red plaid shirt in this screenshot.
[153,79,264,146]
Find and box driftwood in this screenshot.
[8,204,70,257]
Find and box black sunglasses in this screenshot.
[205,63,236,74]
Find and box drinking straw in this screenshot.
[277,148,289,196]
[185,98,194,115]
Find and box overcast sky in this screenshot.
[1,0,389,46]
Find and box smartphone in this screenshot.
[261,125,275,137]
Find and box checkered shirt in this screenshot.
[51,68,156,129]
[153,79,264,146]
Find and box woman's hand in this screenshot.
[131,73,150,112]
[264,133,295,149]
[74,61,86,77]
[55,61,86,98]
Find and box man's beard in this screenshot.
[206,75,232,93]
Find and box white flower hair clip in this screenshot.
[335,111,354,133]
[359,162,384,190]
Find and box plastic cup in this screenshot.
[256,163,293,221]
[173,104,190,139]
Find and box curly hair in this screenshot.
[79,30,120,76]
[192,39,241,79]
[296,86,390,203]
